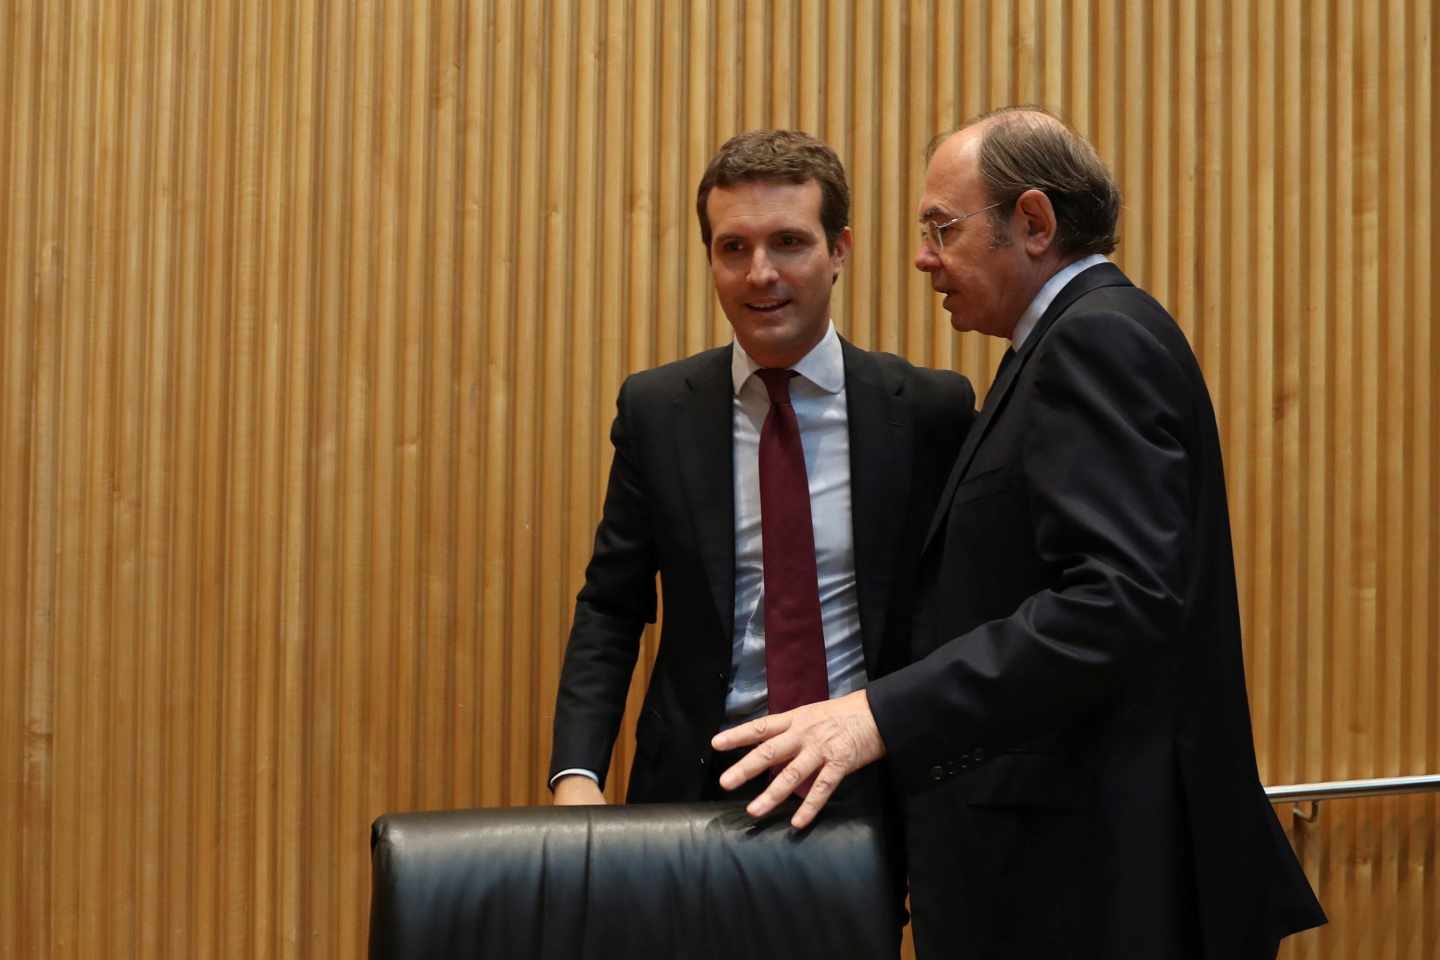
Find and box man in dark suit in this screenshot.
[549,129,975,807]
[713,108,1325,957]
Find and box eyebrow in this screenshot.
[919,205,950,223]
[712,226,816,245]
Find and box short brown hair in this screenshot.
[939,106,1121,257]
[696,129,850,251]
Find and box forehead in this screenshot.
[918,130,984,219]
[706,178,824,236]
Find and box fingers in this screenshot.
[711,712,791,752]
[743,744,829,821]
[788,764,843,829]
[711,701,857,827]
[718,731,792,792]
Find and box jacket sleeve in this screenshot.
[869,309,1193,790]
[548,378,659,789]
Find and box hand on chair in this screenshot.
[711,689,886,829]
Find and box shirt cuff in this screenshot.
[549,768,601,789]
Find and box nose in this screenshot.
[746,248,779,285]
[914,240,939,273]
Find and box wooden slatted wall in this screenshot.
[1,2,1434,957]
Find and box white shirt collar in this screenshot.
[1011,254,1110,350]
[730,320,845,396]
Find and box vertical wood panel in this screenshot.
[9,3,44,959]
[1,3,1435,958]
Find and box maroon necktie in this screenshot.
[756,368,829,714]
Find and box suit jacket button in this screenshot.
[929,765,945,782]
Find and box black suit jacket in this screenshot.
[551,338,975,801]
[869,264,1325,959]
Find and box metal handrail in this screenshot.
[1264,774,1440,822]
[1265,774,1440,803]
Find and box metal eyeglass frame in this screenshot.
[920,200,1004,251]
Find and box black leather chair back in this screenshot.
[369,802,902,959]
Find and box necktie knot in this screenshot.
[997,347,1016,378]
[756,368,798,405]
[982,348,1017,413]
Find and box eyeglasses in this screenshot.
[919,201,1003,251]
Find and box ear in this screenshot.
[1013,188,1057,256]
[830,225,853,281]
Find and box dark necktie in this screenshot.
[985,347,1018,412]
[755,368,829,715]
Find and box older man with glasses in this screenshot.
[715,107,1325,960]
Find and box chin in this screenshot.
[746,343,798,368]
[742,331,809,367]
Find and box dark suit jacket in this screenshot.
[868,264,1325,959]
[550,338,975,802]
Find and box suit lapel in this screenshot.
[921,347,1022,553]
[921,263,1133,555]
[842,339,910,671]
[674,347,737,643]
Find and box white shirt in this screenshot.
[726,321,865,724]
[1011,254,1110,349]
